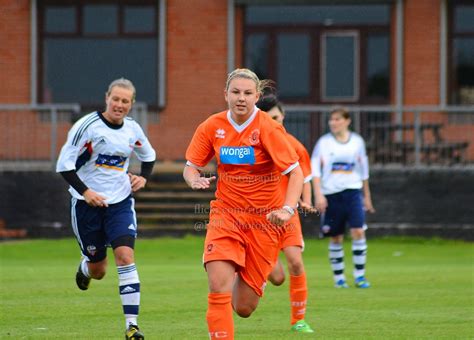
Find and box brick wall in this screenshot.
[150,0,229,161]
[0,0,30,103]
[403,0,473,159]
[0,0,472,161]
[404,0,440,105]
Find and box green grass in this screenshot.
[1,236,473,339]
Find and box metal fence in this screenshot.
[0,103,148,171]
[283,105,474,167]
[1,103,473,169]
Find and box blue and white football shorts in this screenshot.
[71,195,137,262]
[320,189,365,237]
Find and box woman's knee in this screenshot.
[269,273,285,286]
[284,247,304,276]
[287,259,304,276]
[351,228,365,240]
[233,302,257,318]
[232,276,260,317]
[115,253,134,266]
[89,262,107,279]
[208,275,233,292]
[113,246,135,266]
[268,261,286,286]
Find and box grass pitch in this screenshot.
[0,236,472,339]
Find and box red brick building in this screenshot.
[1,0,473,163]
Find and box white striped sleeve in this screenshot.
[56,115,94,172]
[133,122,156,162]
[185,161,204,171]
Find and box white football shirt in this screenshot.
[56,111,156,204]
[311,132,369,195]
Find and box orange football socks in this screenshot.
[289,272,307,325]
[207,292,234,339]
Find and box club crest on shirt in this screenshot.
[128,138,141,149]
[87,245,97,256]
[249,129,260,145]
[215,129,226,139]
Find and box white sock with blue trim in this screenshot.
[117,263,140,328]
[329,242,345,283]
[352,239,368,279]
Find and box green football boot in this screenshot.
[291,320,315,333]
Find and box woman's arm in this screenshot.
[183,165,216,190]
[362,179,375,213]
[312,177,327,214]
[267,166,303,226]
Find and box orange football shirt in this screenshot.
[186,108,299,211]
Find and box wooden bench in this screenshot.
[423,142,469,164]
[367,122,470,165]
[368,141,470,165]
[368,122,444,142]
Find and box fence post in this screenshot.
[141,103,148,134]
[320,110,327,136]
[353,109,361,133]
[414,110,421,166]
[50,106,58,168]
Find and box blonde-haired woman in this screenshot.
[184,68,304,339]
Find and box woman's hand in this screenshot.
[364,197,376,213]
[266,208,293,226]
[314,194,328,214]
[83,189,108,208]
[129,173,147,192]
[189,175,216,190]
[299,200,318,214]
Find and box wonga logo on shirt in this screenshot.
[220,146,255,165]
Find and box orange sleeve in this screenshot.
[299,148,312,182]
[261,123,299,174]
[288,135,312,181]
[185,120,215,168]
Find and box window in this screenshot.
[366,34,390,99]
[39,1,158,109]
[449,1,474,105]
[244,4,391,104]
[321,32,359,101]
[277,33,311,98]
[245,34,270,80]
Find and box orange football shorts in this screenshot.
[203,201,291,296]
